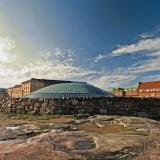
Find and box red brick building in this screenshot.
[138,81,160,98]
[124,89,139,97]
[110,87,138,97]
[111,90,125,97]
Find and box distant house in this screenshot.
[110,87,138,97]
[124,87,138,97]
[0,88,7,99]
[138,81,160,98]
[110,88,125,97]
[7,78,86,98]
[7,85,23,98]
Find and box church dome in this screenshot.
[25,83,115,98]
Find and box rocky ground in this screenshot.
[0,113,159,160]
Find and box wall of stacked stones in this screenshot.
[0,97,160,119]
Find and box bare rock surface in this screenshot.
[0,113,160,160]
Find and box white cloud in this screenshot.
[0,58,98,88]
[139,33,153,39]
[94,54,107,62]
[38,52,51,60]
[88,72,136,91]
[54,48,76,60]
[138,26,160,39]
[55,47,64,57]
[0,37,17,63]
[111,38,160,56]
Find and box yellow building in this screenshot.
[7,78,73,98]
[7,85,23,98]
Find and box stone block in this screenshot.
[100,106,107,109]
[17,106,23,109]
[29,106,34,110]
[34,103,41,108]
[71,109,78,114]
[78,109,86,114]
[42,103,48,107]
[54,109,63,114]
[94,106,100,109]
[86,108,94,113]
[47,107,53,114]
[71,99,78,105]
[63,109,71,115]
[54,106,62,110]
[99,109,107,114]
[75,106,83,109]
[38,98,44,103]
[84,106,90,109]
[132,107,141,111]
[99,100,106,105]
[126,108,132,112]
[54,101,61,107]
[137,112,147,118]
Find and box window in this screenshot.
[145,93,148,97]
[139,94,142,97]
[151,93,154,97]
[157,93,160,96]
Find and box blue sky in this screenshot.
[1,0,160,90]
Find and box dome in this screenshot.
[25,83,115,98]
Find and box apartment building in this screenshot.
[7,78,73,98]
[138,81,160,98]
[110,89,125,97]
[124,89,138,97]
[7,85,23,98]
[110,87,138,97]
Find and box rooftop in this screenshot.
[138,80,160,89]
[25,83,115,98]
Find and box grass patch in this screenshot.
[11,114,62,120]
[79,123,136,134]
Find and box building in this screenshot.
[110,87,138,97]
[25,83,116,99]
[7,78,86,98]
[7,85,23,98]
[110,88,125,97]
[124,88,138,97]
[138,81,160,98]
[0,88,7,99]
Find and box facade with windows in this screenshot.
[138,81,160,98]
[110,87,138,97]
[7,78,78,98]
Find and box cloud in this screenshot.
[94,36,160,62]
[111,38,160,56]
[55,47,64,57]
[138,26,160,39]
[142,75,160,79]
[139,33,153,39]
[0,58,97,86]
[0,37,17,63]
[54,47,76,60]
[94,54,107,62]
[38,52,51,60]
[87,71,136,91]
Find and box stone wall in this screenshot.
[0,97,160,119]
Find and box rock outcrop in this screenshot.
[0,113,159,160]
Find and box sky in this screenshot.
[1,0,160,90]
